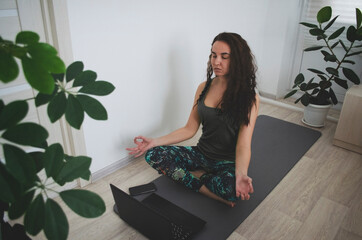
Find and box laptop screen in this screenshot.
[110,184,171,240]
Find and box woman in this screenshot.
[127,32,259,207]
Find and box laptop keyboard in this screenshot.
[171,222,192,240]
[142,193,205,240]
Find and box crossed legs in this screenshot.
[145,146,236,207]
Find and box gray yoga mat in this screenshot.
[135,115,321,240]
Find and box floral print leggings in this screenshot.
[145,146,237,202]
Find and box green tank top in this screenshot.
[197,92,239,162]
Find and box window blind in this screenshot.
[302,0,362,48]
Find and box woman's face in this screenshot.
[211,41,231,78]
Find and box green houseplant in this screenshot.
[0,31,115,239]
[285,6,361,127]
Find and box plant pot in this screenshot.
[302,103,332,128]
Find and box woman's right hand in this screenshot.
[126,136,156,157]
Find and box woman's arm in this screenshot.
[235,94,259,200]
[127,82,206,157]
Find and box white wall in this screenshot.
[258,0,305,99]
[66,0,302,173]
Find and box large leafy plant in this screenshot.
[0,31,115,239]
[285,6,362,106]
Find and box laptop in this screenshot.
[110,183,206,240]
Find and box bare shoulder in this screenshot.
[255,93,260,106]
[195,81,207,95]
[198,81,207,89]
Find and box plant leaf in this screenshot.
[301,93,310,106]
[342,68,360,84]
[15,31,40,45]
[311,88,320,95]
[60,189,106,218]
[0,49,19,83]
[24,194,45,236]
[300,83,307,91]
[326,67,339,76]
[28,151,44,173]
[80,169,91,180]
[3,144,37,184]
[347,26,357,42]
[284,90,297,99]
[0,162,20,203]
[316,89,330,103]
[43,143,65,179]
[8,189,35,220]
[320,50,329,57]
[35,86,58,107]
[79,81,115,96]
[317,34,327,41]
[0,100,28,130]
[47,92,67,123]
[66,61,84,82]
[328,27,345,40]
[339,40,348,51]
[317,6,332,24]
[320,80,332,89]
[308,68,325,75]
[304,46,323,52]
[342,59,355,65]
[65,95,84,129]
[52,73,64,82]
[2,123,48,148]
[77,95,107,120]
[294,73,305,85]
[346,51,362,57]
[44,199,69,240]
[0,100,4,112]
[324,15,338,31]
[357,28,362,41]
[306,83,319,91]
[28,42,57,55]
[27,43,65,74]
[334,77,348,89]
[21,56,55,94]
[329,88,338,104]
[317,74,327,81]
[73,70,97,87]
[357,8,362,29]
[324,54,337,62]
[309,28,325,36]
[55,156,91,186]
[300,22,318,28]
[331,41,339,49]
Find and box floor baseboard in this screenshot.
[91,155,135,182]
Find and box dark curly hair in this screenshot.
[197,32,257,127]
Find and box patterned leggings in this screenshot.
[145,146,237,202]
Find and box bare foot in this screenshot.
[190,169,206,179]
[199,185,235,207]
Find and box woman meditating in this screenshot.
[127,32,259,207]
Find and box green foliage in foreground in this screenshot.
[0,31,115,240]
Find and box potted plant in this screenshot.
[285,6,362,127]
[0,31,115,239]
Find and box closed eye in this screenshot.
[211,52,230,59]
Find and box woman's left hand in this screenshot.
[235,174,254,200]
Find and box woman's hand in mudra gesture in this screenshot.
[235,174,254,200]
[126,136,155,157]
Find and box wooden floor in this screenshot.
[33,102,362,240]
